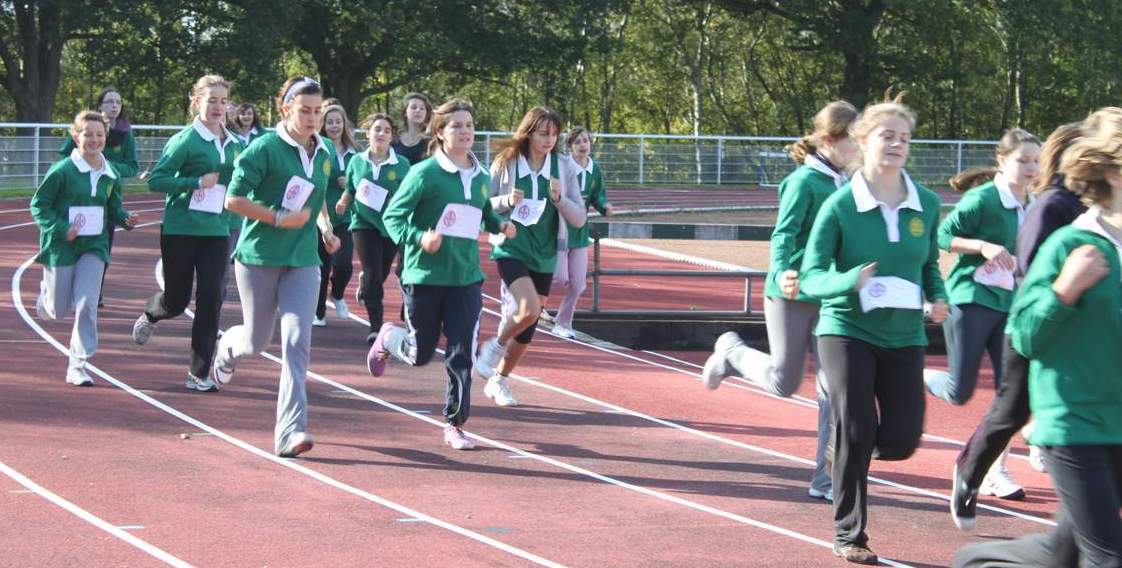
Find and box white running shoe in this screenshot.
[484,373,519,407]
[212,334,235,385]
[980,456,1026,500]
[313,317,327,327]
[333,298,350,319]
[443,424,475,450]
[701,331,742,390]
[473,338,505,381]
[923,369,952,396]
[277,432,314,458]
[189,373,219,392]
[65,366,93,387]
[132,314,156,345]
[552,325,576,339]
[355,271,365,305]
[1028,445,1047,473]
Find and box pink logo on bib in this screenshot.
[286,184,299,200]
[517,204,530,218]
[443,209,457,227]
[74,213,86,230]
[869,282,886,298]
[193,189,206,202]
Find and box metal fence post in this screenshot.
[32,126,41,187]
[591,235,601,313]
[956,142,964,174]
[716,138,723,185]
[484,133,492,165]
[638,135,645,185]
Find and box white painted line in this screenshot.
[12,255,566,568]
[474,293,1056,528]
[397,518,425,523]
[0,459,191,567]
[117,525,145,530]
[8,489,34,494]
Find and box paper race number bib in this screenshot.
[512,198,547,227]
[355,178,389,212]
[188,184,227,214]
[436,203,483,240]
[281,176,315,211]
[68,206,104,236]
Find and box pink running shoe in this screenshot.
[367,322,396,377]
[443,424,475,450]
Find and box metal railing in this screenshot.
[1,122,998,191]
[588,235,767,315]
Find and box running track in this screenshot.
[2,191,1049,567]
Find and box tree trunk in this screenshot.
[1,1,66,123]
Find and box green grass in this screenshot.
[0,184,151,201]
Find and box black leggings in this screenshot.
[956,334,1031,488]
[316,225,354,319]
[352,229,397,339]
[818,335,925,548]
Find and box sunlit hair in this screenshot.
[426,98,475,155]
[948,128,1041,192]
[493,106,563,174]
[231,102,261,131]
[70,110,108,138]
[850,88,917,142]
[786,101,858,164]
[1033,122,1083,195]
[1061,117,1122,208]
[274,76,323,117]
[320,104,357,151]
[190,75,230,116]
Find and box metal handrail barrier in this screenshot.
[588,234,768,315]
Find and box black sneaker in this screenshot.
[951,463,978,531]
[833,543,878,565]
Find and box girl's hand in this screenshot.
[322,232,341,254]
[980,242,1016,271]
[420,229,443,254]
[335,200,348,215]
[604,203,614,216]
[929,299,948,323]
[199,172,219,189]
[507,188,524,208]
[549,178,562,203]
[780,269,800,299]
[1053,244,1109,305]
[857,262,878,291]
[501,222,517,239]
[67,225,79,241]
[125,212,139,228]
[336,176,346,189]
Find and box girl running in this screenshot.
[33,110,138,385]
[800,94,947,564]
[59,87,139,307]
[702,100,860,505]
[335,112,411,343]
[549,126,613,339]
[472,106,587,407]
[954,117,1122,568]
[368,98,516,450]
[314,104,358,326]
[132,75,244,393]
[924,129,1041,501]
[948,121,1087,533]
[213,76,340,457]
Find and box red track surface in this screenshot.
[2,192,1051,567]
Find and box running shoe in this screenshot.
[701,331,740,390]
[552,324,576,339]
[313,317,327,327]
[277,432,314,458]
[132,314,156,345]
[367,322,396,377]
[333,298,350,319]
[355,271,365,305]
[980,460,1025,500]
[950,463,977,531]
[1028,445,1047,473]
[473,338,505,381]
[443,424,475,450]
[833,543,878,565]
[65,366,93,387]
[808,487,834,503]
[484,373,518,407]
[188,372,219,392]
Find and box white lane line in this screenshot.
[0,208,164,231]
[0,460,191,567]
[12,255,566,568]
[320,306,916,566]
[475,292,1056,528]
[8,489,34,494]
[117,525,145,530]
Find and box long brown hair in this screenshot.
[400,92,432,131]
[320,104,357,151]
[786,101,858,164]
[493,106,563,175]
[274,76,323,117]
[1034,122,1083,195]
[426,98,475,156]
[948,128,1041,192]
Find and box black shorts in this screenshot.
[496,258,552,297]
